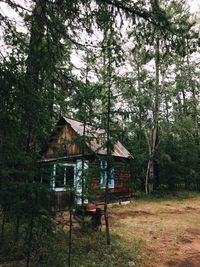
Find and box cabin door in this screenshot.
[75,160,89,205]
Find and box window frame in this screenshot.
[53,163,75,192]
[100,160,115,189]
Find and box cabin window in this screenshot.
[38,163,75,191]
[75,160,89,205]
[55,165,65,187]
[100,160,114,189]
[38,165,53,186]
[54,164,75,191]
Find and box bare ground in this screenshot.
[107,196,200,267]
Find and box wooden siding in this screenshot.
[45,157,131,210]
[90,158,131,202]
[46,124,83,157]
[42,118,132,210]
[50,191,72,211]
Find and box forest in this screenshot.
[0,0,200,266]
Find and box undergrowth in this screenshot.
[134,190,200,202]
[0,224,144,267]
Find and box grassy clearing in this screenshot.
[133,190,200,201]
[110,192,200,267]
[71,232,144,267]
[1,192,200,267]
[0,221,144,267]
[28,230,145,267]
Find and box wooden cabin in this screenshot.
[39,116,132,210]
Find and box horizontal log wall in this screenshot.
[45,157,131,210]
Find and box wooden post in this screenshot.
[92,208,102,231]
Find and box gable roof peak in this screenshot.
[62,116,132,159]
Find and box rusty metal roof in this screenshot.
[63,116,132,159]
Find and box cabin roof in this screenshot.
[62,116,132,159]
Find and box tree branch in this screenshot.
[0,0,32,12]
[102,0,156,24]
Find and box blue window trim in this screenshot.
[100,160,115,189]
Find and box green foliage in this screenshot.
[0,0,200,265]
[0,215,144,267]
[71,233,144,267]
[134,190,200,201]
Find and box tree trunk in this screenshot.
[68,190,73,267]
[26,212,34,267]
[22,0,46,152]
[81,118,86,208]
[1,210,6,242]
[14,216,20,244]
[186,38,199,138]
[104,78,111,246]
[103,25,112,245]
[145,37,167,194]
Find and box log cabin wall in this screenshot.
[49,191,72,211]
[41,117,132,209]
[89,158,131,202]
[44,157,131,210]
[46,124,83,157]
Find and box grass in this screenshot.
[1,191,200,267]
[71,232,144,267]
[133,190,200,201]
[25,230,145,267]
[0,220,144,267]
[110,192,200,267]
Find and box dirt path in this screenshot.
[109,197,200,267]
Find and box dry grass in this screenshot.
[2,194,200,267]
[107,194,200,267]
